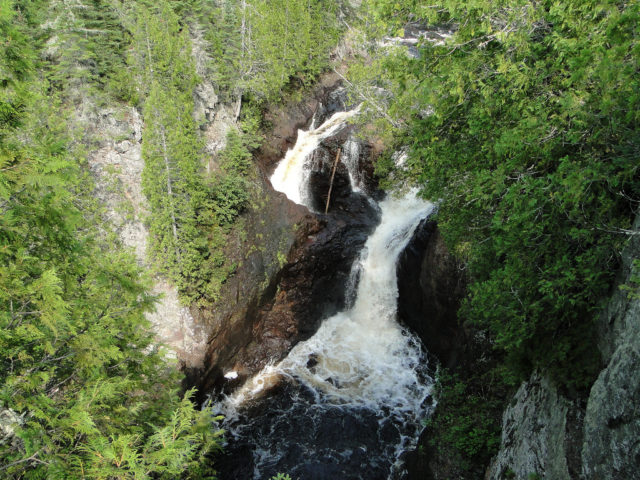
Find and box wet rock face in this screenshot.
[304,89,381,214]
[396,219,467,369]
[257,72,344,169]
[188,182,313,394]
[307,132,382,213]
[192,78,382,398]
[193,181,380,397]
[260,202,379,331]
[396,220,479,480]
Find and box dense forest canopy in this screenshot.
[355,0,639,388]
[0,0,343,477]
[344,1,640,473]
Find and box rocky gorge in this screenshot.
[83,24,639,480]
[93,68,639,480]
[6,1,638,478]
[190,74,383,400]
[396,201,640,480]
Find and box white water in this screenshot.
[270,108,360,208]
[222,190,435,477]
[222,108,435,478]
[343,134,362,192]
[225,190,434,408]
[276,191,434,410]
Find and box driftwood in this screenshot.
[325,148,342,214]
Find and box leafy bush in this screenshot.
[359,0,640,389]
[426,370,503,472]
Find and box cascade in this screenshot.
[219,109,434,479]
[270,107,360,209]
[342,134,362,192]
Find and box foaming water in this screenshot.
[343,135,362,192]
[278,191,434,409]
[219,190,435,479]
[270,108,360,208]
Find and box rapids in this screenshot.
[217,109,435,479]
[269,107,360,209]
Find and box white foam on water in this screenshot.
[342,134,363,192]
[220,190,436,478]
[224,103,435,477]
[276,190,434,414]
[269,108,360,208]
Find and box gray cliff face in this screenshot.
[581,213,640,480]
[81,28,230,370]
[86,104,209,369]
[0,409,24,449]
[582,344,640,479]
[488,214,640,480]
[596,215,640,364]
[487,374,576,480]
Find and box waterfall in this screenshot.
[220,109,434,479]
[270,108,359,209]
[275,191,433,408]
[343,134,362,192]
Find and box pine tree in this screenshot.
[0,2,222,477]
[359,0,640,387]
[142,81,203,279]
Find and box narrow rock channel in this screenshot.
[215,106,436,479]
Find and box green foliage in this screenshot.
[128,1,269,306]
[185,0,343,102]
[0,91,222,480]
[0,4,223,477]
[44,0,130,89]
[360,0,640,389]
[141,79,203,279]
[426,370,503,473]
[211,112,262,227]
[271,474,293,480]
[620,259,640,300]
[130,1,223,306]
[0,0,42,133]
[130,2,199,99]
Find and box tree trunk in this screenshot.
[325,148,341,214]
[159,127,181,261]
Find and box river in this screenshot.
[216,109,435,479]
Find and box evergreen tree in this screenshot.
[142,81,203,279]
[0,2,222,477]
[358,0,640,388]
[44,0,129,88]
[186,0,342,104]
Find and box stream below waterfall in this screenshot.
[216,109,435,479]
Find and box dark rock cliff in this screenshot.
[188,75,382,400]
[396,213,640,480]
[396,219,492,480]
[397,219,468,369]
